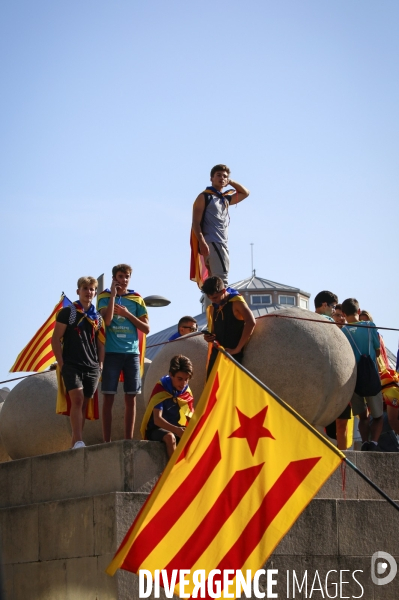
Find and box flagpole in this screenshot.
[214,344,399,513]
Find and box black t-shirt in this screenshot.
[56,305,101,370]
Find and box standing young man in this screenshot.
[98,264,150,442]
[52,277,104,449]
[314,290,352,450]
[191,165,250,287]
[201,276,256,378]
[342,298,383,451]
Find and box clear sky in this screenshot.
[1,0,398,388]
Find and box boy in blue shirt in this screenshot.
[98,264,150,442]
[342,298,382,451]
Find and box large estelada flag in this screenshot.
[10,295,71,373]
[107,350,344,596]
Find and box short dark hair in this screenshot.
[314,290,338,308]
[210,164,230,178]
[342,298,360,317]
[112,263,132,278]
[178,316,197,328]
[169,355,193,378]
[335,303,342,311]
[201,276,225,296]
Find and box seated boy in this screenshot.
[97,264,149,442]
[141,355,194,457]
[51,276,104,449]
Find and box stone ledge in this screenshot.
[0,440,167,509]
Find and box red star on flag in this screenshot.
[228,406,275,455]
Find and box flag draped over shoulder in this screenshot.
[10,295,71,373]
[107,350,344,596]
[97,290,147,377]
[190,228,209,288]
[140,379,194,440]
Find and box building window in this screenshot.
[251,294,272,305]
[300,298,308,309]
[279,295,295,306]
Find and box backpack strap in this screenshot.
[345,327,362,356]
[200,192,213,230]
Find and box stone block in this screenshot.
[84,442,125,497]
[316,451,358,500]
[13,559,67,600]
[94,492,147,556]
[2,563,13,600]
[129,441,167,492]
[0,456,32,508]
[65,556,98,600]
[39,497,94,561]
[337,499,399,556]
[275,499,338,556]
[97,553,119,600]
[0,504,38,564]
[356,452,399,500]
[373,562,399,600]
[31,448,84,504]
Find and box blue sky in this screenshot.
[1,0,398,388]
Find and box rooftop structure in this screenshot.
[146,274,311,361]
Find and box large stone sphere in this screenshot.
[242,308,356,426]
[0,398,11,462]
[0,359,153,459]
[143,334,208,412]
[0,373,71,459]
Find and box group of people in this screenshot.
[314,290,396,452]
[51,163,395,457]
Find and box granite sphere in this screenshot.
[242,308,356,426]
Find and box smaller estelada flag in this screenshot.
[9,295,71,373]
[107,350,344,596]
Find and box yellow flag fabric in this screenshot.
[107,351,344,596]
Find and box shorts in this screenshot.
[101,352,141,395]
[351,391,383,419]
[62,364,100,398]
[147,428,184,443]
[205,241,229,286]
[337,403,352,420]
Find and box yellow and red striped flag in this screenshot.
[107,350,344,596]
[9,295,71,373]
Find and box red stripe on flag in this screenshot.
[177,373,220,463]
[163,463,264,579]
[33,348,56,372]
[121,432,222,573]
[202,457,321,600]
[25,337,52,372]
[13,316,58,371]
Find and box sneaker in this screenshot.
[361,441,372,451]
[72,441,85,450]
[369,443,383,452]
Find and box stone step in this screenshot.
[0,440,167,510]
[2,492,399,599]
[1,442,399,510]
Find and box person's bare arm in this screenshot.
[96,338,105,370]
[153,408,185,438]
[192,193,209,257]
[113,308,150,334]
[229,180,250,205]
[100,279,119,326]
[51,321,67,369]
[225,303,256,355]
